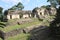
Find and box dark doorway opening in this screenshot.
[10,15,12,19]
[40,12,42,15]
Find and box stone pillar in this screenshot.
[7,15,10,20]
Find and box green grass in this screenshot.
[6,33,30,40]
[0,38,2,40]
[1,18,41,32]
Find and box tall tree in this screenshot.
[47,0,60,37]
[8,2,24,10]
[47,0,60,8]
[0,7,3,21]
[16,2,24,10]
[0,7,3,13]
[9,5,17,10]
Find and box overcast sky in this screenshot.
[0,0,50,10]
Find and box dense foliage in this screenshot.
[47,0,60,36]
[47,0,60,7]
[0,7,3,21]
[8,2,24,10]
[0,7,3,13]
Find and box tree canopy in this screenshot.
[0,7,3,21]
[41,5,51,10]
[47,0,60,7]
[16,2,24,10]
[8,2,24,10]
[47,0,60,36]
[9,5,17,10]
[0,7,3,13]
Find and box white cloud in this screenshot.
[1,0,22,4]
[1,0,30,4]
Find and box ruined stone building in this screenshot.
[36,7,49,18]
[32,6,57,19]
[50,7,57,15]
[7,10,20,19]
[3,6,57,20]
[4,10,32,20]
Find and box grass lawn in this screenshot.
[6,33,30,40]
[0,18,41,32]
[0,38,2,40]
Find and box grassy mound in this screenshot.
[0,18,41,32]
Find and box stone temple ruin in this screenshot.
[3,6,57,20]
[4,10,32,20]
[0,6,57,40]
[32,6,57,19]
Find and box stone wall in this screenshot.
[0,30,5,39]
[12,15,20,19]
[6,18,33,27]
[32,7,57,19]
[23,24,44,33]
[5,10,32,20]
[7,14,20,20]
[23,14,29,18]
[7,15,10,20]
[50,7,57,15]
[0,28,23,40]
[4,28,23,39]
